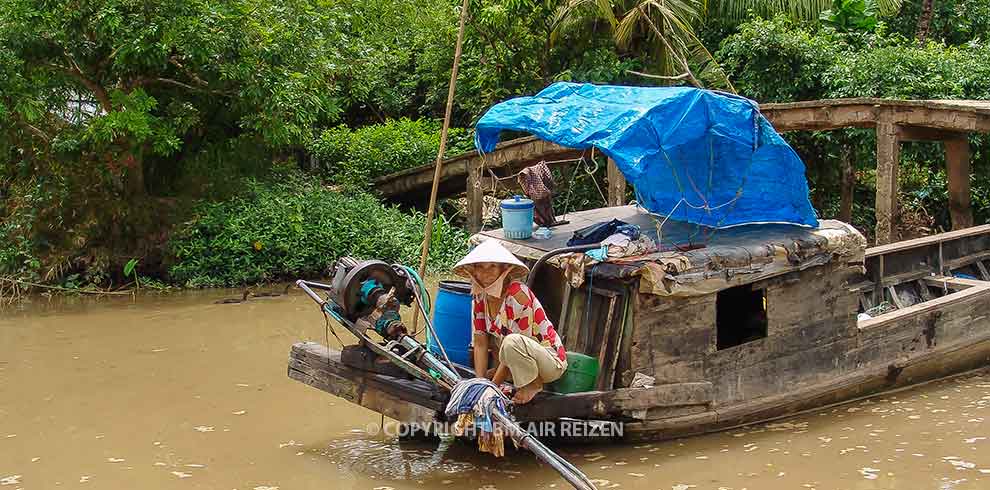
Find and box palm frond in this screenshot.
[614,6,644,49]
[549,0,617,45]
[874,0,903,16]
[709,0,901,21]
[681,27,737,92]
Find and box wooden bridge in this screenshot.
[375,98,990,243]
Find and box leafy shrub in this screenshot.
[826,41,990,99]
[820,0,880,33]
[308,118,473,187]
[553,47,644,85]
[167,175,469,287]
[886,0,990,46]
[716,16,848,102]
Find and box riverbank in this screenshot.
[1,173,469,300]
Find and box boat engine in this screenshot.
[325,257,414,341]
[296,258,461,388]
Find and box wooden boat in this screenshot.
[288,204,990,441]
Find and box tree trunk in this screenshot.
[122,149,146,198]
[915,0,935,45]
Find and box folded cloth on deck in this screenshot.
[446,377,500,417]
[446,378,512,457]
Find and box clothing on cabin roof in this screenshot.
[518,162,556,226]
[566,219,633,246]
[472,280,567,362]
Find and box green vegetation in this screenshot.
[4,0,990,293]
[168,175,468,287]
[308,119,474,187]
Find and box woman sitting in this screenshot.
[453,240,568,404]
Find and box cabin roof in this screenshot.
[471,205,866,296]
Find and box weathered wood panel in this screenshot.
[631,293,715,384]
[624,332,990,442]
[765,263,860,336]
[288,342,444,423]
[514,382,713,421]
[606,158,627,207]
[705,261,861,404]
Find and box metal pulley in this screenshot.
[327,258,413,321]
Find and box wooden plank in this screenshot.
[977,261,990,281]
[887,285,905,309]
[922,275,987,290]
[943,251,990,271]
[596,296,618,390]
[562,287,586,351]
[945,138,974,230]
[711,332,990,430]
[513,382,714,421]
[607,158,627,207]
[877,269,934,288]
[875,116,901,245]
[860,292,874,311]
[289,342,444,410]
[607,297,629,390]
[859,284,990,330]
[340,344,407,377]
[557,282,573,340]
[288,360,438,425]
[866,224,990,257]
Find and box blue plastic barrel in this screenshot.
[427,281,473,366]
[501,195,534,239]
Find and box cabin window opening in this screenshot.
[716,286,768,350]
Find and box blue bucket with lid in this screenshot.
[501,195,534,239]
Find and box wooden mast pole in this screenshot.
[412,0,470,332]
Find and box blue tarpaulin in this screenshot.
[474,83,818,229]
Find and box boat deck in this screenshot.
[474,205,865,296]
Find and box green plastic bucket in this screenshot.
[547,352,599,394]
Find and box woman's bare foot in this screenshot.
[511,379,543,404]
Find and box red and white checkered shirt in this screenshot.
[472,281,566,362]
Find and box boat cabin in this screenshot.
[463,205,990,438]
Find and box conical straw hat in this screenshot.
[453,239,529,280]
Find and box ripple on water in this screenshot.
[319,436,477,481]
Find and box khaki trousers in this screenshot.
[498,333,567,387]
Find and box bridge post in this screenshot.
[606,158,627,207]
[944,137,974,230]
[839,146,855,224]
[875,115,901,245]
[467,160,484,233]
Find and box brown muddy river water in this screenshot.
[3,288,990,490]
